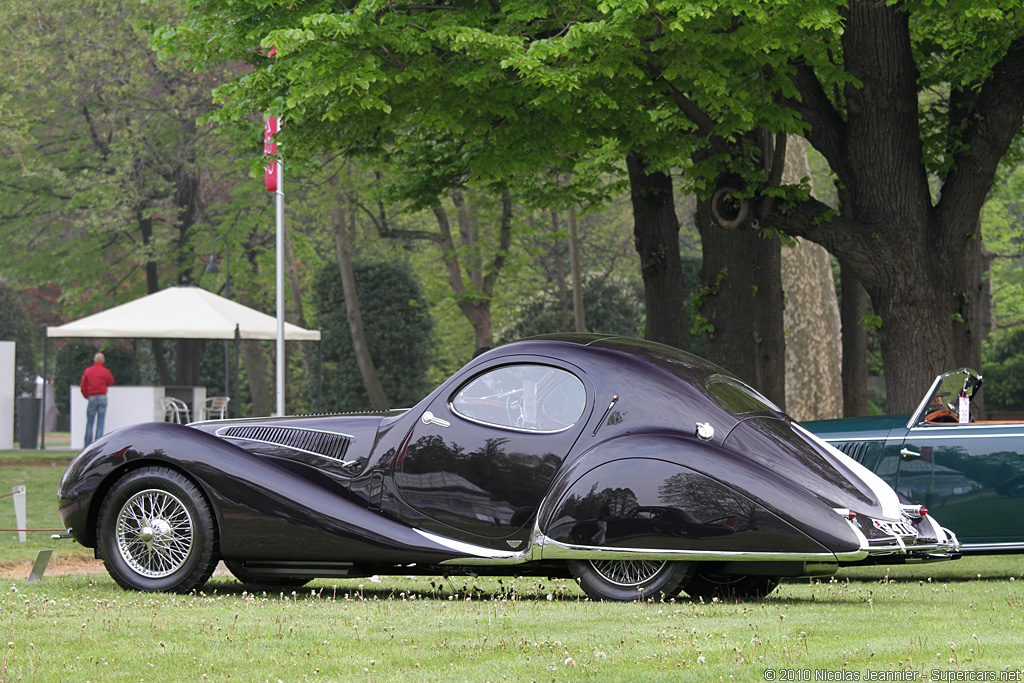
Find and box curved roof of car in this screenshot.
[509,333,741,388]
[484,334,771,434]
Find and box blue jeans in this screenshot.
[85,394,108,446]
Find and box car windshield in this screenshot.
[911,368,983,426]
[705,375,781,416]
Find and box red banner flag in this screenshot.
[264,115,279,192]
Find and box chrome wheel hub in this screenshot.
[589,559,666,587]
[115,489,194,578]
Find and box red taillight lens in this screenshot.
[834,508,856,521]
[901,505,928,518]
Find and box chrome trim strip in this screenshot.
[535,534,842,563]
[446,402,577,435]
[959,541,1024,553]
[418,521,957,567]
[908,374,945,428]
[834,548,870,562]
[904,430,1024,439]
[843,516,870,554]
[414,529,532,562]
[822,437,906,444]
[423,526,854,566]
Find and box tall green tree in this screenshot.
[1,0,245,385]
[0,281,37,395]
[313,260,434,411]
[162,0,1024,411]
[157,0,623,357]
[493,0,1024,410]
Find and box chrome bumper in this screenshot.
[840,512,961,565]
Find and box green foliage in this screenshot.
[51,342,132,414]
[0,0,241,314]
[313,260,434,412]
[157,0,1024,402]
[0,282,36,395]
[499,277,644,342]
[981,328,1024,413]
[982,163,1024,333]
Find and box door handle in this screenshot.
[421,411,450,428]
[900,448,921,458]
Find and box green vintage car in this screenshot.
[806,368,1024,553]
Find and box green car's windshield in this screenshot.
[910,368,983,426]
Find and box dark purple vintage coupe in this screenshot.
[57,335,959,600]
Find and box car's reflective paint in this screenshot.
[806,368,1024,552]
[58,334,959,596]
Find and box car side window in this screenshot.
[451,364,587,432]
[705,375,780,415]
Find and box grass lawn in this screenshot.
[3,450,1024,682]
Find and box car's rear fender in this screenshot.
[538,433,866,559]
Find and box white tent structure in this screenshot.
[46,285,321,341]
[41,286,321,448]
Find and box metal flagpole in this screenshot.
[275,157,286,417]
[265,47,286,418]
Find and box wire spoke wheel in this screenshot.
[98,467,218,593]
[116,489,195,578]
[588,559,667,587]
[568,559,692,601]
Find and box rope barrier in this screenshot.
[2,529,65,533]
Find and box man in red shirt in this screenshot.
[81,352,115,446]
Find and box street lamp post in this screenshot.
[205,237,232,415]
[204,236,231,298]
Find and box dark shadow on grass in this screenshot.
[198,581,897,607]
[829,573,1024,584]
[201,576,588,603]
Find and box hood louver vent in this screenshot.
[217,426,354,462]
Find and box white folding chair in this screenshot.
[160,397,191,424]
[200,396,230,420]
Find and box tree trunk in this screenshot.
[332,196,389,411]
[816,1,965,410]
[980,244,995,341]
[551,210,571,332]
[138,212,171,385]
[781,237,842,420]
[625,152,689,350]
[952,226,984,372]
[431,191,515,355]
[840,262,869,417]
[871,278,953,410]
[567,205,586,333]
[780,137,842,421]
[696,201,786,408]
[372,186,513,358]
[240,340,272,417]
[174,339,202,386]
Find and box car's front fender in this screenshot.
[58,422,459,564]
